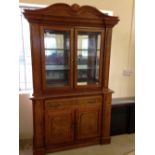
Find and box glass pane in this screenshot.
[77,32,101,86]
[44,30,70,87]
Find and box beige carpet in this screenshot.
[125,150,135,155]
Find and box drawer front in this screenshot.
[76,96,102,105]
[45,96,102,110]
[45,98,75,109]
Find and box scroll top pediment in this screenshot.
[24,3,119,27]
[25,3,116,19]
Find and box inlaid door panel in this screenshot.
[45,109,74,145]
[75,107,101,140]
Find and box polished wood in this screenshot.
[76,107,101,140]
[33,100,44,148]
[74,28,104,89]
[30,24,42,96]
[33,148,45,155]
[40,26,74,94]
[100,92,112,144]
[24,3,119,28]
[45,109,74,145]
[24,3,119,155]
[102,28,113,88]
[46,138,100,153]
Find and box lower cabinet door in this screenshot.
[45,109,74,145]
[76,107,101,140]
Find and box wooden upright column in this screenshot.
[32,99,45,155]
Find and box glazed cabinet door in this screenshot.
[74,28,104,88]
[75,107,101,140]
[45,109,74,146]
[40,26,73,92]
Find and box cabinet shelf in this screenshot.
[45,65,98,70]
[46,80,68,86]
[45,48,69,50]
[77,65,99,70]
[46,65,69,70]
[77,49,100,51]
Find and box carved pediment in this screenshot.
[24,3,119,27]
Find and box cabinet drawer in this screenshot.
[45,95,102,110]
[45,99,75,106]
[76,96,102,105]
[45,98,75,109]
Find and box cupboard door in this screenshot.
[45,109,74,145]
[41,26,73,90]
[76,107,101,140]
[75,29,104,88]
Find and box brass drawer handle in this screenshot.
[48,103,60,108]
[87,100,96,104]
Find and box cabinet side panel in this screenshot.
[33,100,45,148]
[101,92,112,144]
[30,24,42,95]
[103,28,112,88]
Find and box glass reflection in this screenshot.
[44,30,70,87]
[77,32,101,85]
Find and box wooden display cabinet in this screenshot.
[24,3,119,155]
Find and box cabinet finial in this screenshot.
[71,4,80,11]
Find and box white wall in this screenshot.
[19,94,33,139]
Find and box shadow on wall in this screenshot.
[19,93,33,139]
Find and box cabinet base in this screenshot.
[33,148,45,155]
[46,139,99,153]
[100,137,111,144]
[33,137,111,154]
